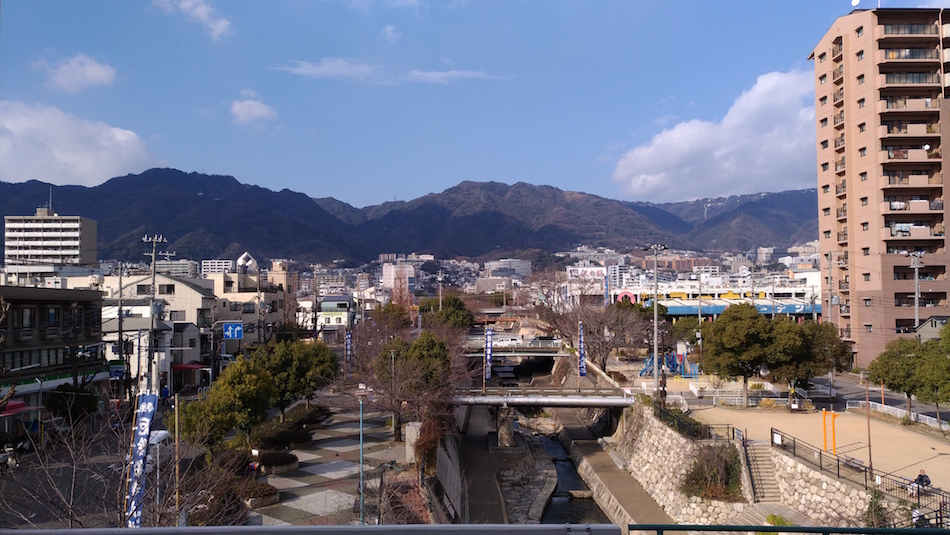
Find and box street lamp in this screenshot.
[645,244,667,395]
[355,385,369,524]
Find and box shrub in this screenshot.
[680,443,743,501]
[249,420,312,450]
[864,489,889,527]
[283,405,329,427]
[766,513,795,526]
[758,398,777,410]
[257,450,297,467]
[749,383,764,391]
[900,416,913,426]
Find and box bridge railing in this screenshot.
[847,400,950,432]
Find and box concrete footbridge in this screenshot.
[451,386,637,408]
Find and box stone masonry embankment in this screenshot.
[611,403,753,524]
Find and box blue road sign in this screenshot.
[223,322,243,340]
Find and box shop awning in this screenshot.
[171,363,210,371]
[0,400,42,418]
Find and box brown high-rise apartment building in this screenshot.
[811,8,950,369]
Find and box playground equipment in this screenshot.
[639,352,700,378]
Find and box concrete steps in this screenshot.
[745,442,781,503]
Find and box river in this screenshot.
[537,435,610,524]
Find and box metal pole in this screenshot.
[910,252,922,334]
[390,349,396,436]
[175,393,181,525]
[865,379,874,479]
[359,396,364,525]
[653,246,660,394]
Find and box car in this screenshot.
[127,429,174,474]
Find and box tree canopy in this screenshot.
[868,337,923,415]
[701,304,772,407]
[418,295,474,329]
[256,340,338,419]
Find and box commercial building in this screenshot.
[811,8,950,367]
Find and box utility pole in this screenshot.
[827,252,835,327]
[143,234,167,394]
[646,244,667,395]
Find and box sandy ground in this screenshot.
[690,405,950,490]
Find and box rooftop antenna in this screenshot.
[49,186,53,211]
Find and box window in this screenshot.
[819,53,827,63]
[862,247,870,256]
[862,222,869,230]
[823,207,831,216]
[863,273,871,281]
[820,96,828,106]
[21,307,35,329]
[858,98,865,108]
[822,185,830,193]
[47,307,60,328]
[169,310,185,321]
[158,284,175,295]
[242,303,256,314]
[864,298,872,307]
[861,197,868,206]
[858,123,866,132]
[229,302,241,312]
[856,50,864,60]
[821,163,830,171]
[136,284,150,296]
[857,74,865,85]
[856,26,863,37]
[859,147,867,156]
[821,140,829,149]
[189,338,197,348]
[865,324,873,333]
[824,230,832,238]
[820,118,829,127]
[860,172,867,181]
[820,74,827,85]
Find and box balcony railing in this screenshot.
[832,65,844,79]
[836,208,847,218]
[883,23,938,35]
[836,181,847,194]
[840,328,852,339]
[834,135,845,148]
[837,231,848,242]
[838,281,850,290]
[833,89,844,104]
[835,158,846,171]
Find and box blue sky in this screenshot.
[2,0,948,207]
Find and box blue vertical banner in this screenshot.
[484,327,493,382]
[344,330,352,379]
[578,321,587,377]
[125,393,158,528]
[604,275,609,307]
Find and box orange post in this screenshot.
[822,409,828,451]
[831,411,839,455]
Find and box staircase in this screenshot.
[745,442,781,503]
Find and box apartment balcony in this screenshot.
[879,23,939,38]
[835,157,846,173]
[882,224,945,239]
[833,65,845,83]
[836,208,848,219]
[882,199,945,212]
[879,73,941,88]
[833,111,846,127]
[879,123,941,137]
[836,180,847,195]
[833,89,845,106]
[884,173,943,187]
[840,328,852,339]
[877,97,941,113]
[838,281,850,291]
[879,47,941,65]
[832,42,844,60]
[834,135,846,151]
[837,231,849,243]
[879,148,939,162]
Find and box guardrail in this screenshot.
[770,428,950,527]
[847,400,950,432]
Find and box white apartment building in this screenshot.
[4,207,97,277]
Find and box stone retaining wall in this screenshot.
[770,450,902,527]
[558,428,636,529]
[612,403,750,524]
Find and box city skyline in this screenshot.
[2,0,948,207]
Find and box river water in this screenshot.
[537,435,611,524]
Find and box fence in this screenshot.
[847,400,950,432]
[770,428,950,528]
[653,401,740,441]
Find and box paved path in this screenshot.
[247,409,404,526]
[553,407,676,527]
[459,406,527,523]
[690,405,950,491]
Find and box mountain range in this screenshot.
[0,168,817,265]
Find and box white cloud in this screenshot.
[612,70,816,203]
[0,101,155,185]
[34,54,116,93]
[403,69,495,84]
[153,0,231,40]
[230,98,276,125]
[278,58,382,82]
[381,24,401,44]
